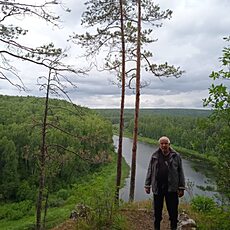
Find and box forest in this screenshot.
[0,95,114,202]
[0,0,229,229]
[95,108,218,155]
[1,96,229,229]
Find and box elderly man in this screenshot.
[145,136,185,230]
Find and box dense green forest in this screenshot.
[0,95,114,202]
[0,97,229,229]
[95,108,220,155]
[96,108,230,202]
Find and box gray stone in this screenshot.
[177,210,197,230]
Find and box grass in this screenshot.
[0,153,130,230]
[179,199,230,230]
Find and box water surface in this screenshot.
[113,136,217,202]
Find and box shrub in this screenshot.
[56,189,69,201]
[191,195,216,213]
[0,200,33,220]
[48,197,65,208]
[16,180,36,201]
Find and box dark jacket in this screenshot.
[145,147,185,194]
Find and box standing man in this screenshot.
[145,136,185,230]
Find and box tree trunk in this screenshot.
[43,190,49,229]
[116,0,126,203]
[129,0,141,202]
[36,69,51,230]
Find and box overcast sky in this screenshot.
[1,0,230,109]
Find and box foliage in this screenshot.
[95,108,221,158]
[0,136,18,200]
[56,189,70,201]
[203,36,230,201]
[16,180,36,202]
[72,0,183,86]
[0,152,130,230]
[203,36,230,122]
[0,200,34,220]
[190,195,216,213]
[68,155,130,230]
[0,95,114,202]
[180,201,230,230]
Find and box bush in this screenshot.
[191,195,216,213]
[16,180,36,201]
[194,206,230,230]
[0,200,33,220]
[56,189,69,201]
[48,197,65,208]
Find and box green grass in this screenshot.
[179,198,230,230]
[0,153,130,230]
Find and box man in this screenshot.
[145,136,185,230]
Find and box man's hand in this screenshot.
[145,187,151,194]
[177,189,184,198]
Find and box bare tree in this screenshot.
[0,2,93,229]
[35,51,108,229]
[32,49,81,229]
[0,0,71,89]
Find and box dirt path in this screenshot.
[122,209,170,230]
[51,209,171,230]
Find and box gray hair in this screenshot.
[158,136,170,144]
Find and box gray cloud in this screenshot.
[1,0,229,109]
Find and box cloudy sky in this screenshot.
[1,0,230,108]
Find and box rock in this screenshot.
[69,203,91,220]
[69,210,78,220]
[177,210,197,230]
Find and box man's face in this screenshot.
[159,139,170,155]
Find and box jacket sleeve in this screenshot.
[178,155,186,190]
[145,156,153,188]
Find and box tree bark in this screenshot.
[36,69,51,230]
[43,190,49,229]
[116,0,126,203]
[129,0,141,202]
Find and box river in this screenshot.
[113,136,218,202]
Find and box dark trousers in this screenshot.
[153,192,179,229]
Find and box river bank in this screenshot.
[113,134,219,202]
[115,130,217,177]
[118,130,217,164]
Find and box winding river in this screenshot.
[113,136,218,202]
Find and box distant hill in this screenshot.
[94,108,212,124]
[144,108,210,117]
